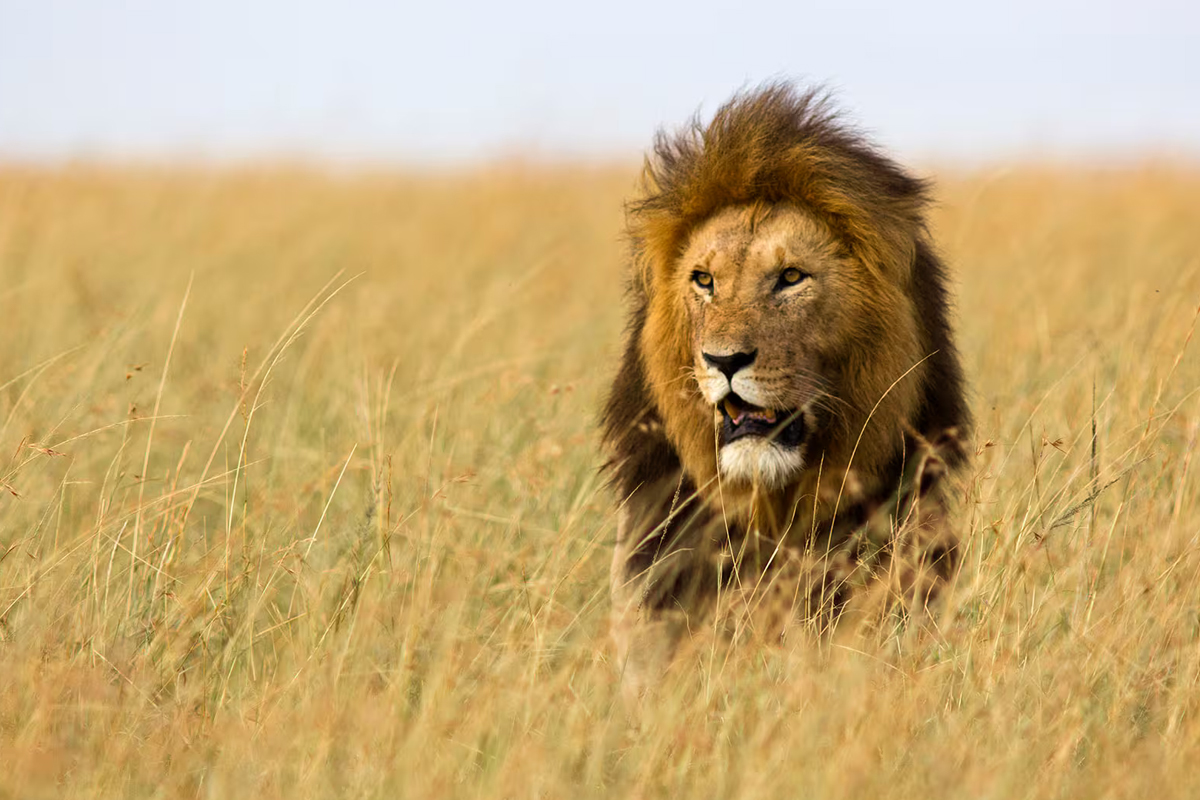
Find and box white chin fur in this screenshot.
[718,438,805,488]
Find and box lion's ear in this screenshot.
[872,220,920,286]
[829,219,913,286]
[812,180,922,287]
[630,211,690,292]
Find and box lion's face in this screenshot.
[678,203,878,487]
[608,86,971,698]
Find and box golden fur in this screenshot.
[602,83,970,699]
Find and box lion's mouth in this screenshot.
[719,394,807,447]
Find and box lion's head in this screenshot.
[604,84,971,697]
[670,200,925,490]
[606,83,969,518]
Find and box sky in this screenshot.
[1,0,1197,164]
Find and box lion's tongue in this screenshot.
[723,396,776,426]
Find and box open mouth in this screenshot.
[719,394,807,447]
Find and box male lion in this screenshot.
[603,83,971,698]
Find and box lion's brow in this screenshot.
[745,201,776,233]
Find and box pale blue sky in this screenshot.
[1,0,1197,163]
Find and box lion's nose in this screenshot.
[703,350,757,381]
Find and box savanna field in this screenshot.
[1,163,1198,799]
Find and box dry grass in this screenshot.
[0,161,1198,799]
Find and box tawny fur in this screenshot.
[602,83,971,700]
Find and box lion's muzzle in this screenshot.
[720,394,807,448]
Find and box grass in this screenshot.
[0,161,1198,798]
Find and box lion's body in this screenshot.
[602,84,971,697]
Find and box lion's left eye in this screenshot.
[776,267,809,289]
[692,270,714,290]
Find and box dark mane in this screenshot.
[604,82,970,491]
[605,82,973,694]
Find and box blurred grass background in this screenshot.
[0,163,1198,798]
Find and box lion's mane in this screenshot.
[602,83,971,682]
[604,82,968,504]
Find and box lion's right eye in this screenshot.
[776,267,809,289]
[692,270,713,290]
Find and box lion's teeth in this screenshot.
[723,397,781,426]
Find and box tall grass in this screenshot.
[0,162,1197,798]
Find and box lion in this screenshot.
[602,82,971,699]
